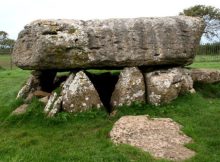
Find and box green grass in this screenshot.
[0,54,16,70]
[189,55,220,69]
[189,61,220,69]
[0,68,220,162]
[194,55,220,62]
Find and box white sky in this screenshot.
[1,0,220,39]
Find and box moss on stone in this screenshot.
[71,50,90,67]
[68,28,76,34]
[53,87,62,95]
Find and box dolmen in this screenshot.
[12,16,206,116]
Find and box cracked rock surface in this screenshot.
[12,16,204,70]
[111,67,145,108]
[62,71,103,113]
[145,68,194,105]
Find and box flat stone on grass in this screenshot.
[110,115,195,161]
[11,104,29,115]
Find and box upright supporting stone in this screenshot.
[145,68,194,105]
[47,96,63,117]
[62,71,103,113]
[44,92,58,114]
[61,73,75,95]
[16,70,56,100]
[16,71,42,99]
[111,67,145,108]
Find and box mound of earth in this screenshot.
[110,115,195,161]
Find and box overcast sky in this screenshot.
[1,0,220,39]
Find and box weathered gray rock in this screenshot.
[44,92,58,113]
[16,71,41,99]
[48,96,63,117]
[25,93,34,102]
[62,71,103,113]
[180,69,195,94]
[61,73,75,95]
[11,104,29,115]
[110,115,195,161]
[111,67,145,107]
[13,16,204,70]
[44,92,62,117]
[17,70,56,100]
[145,68,194,105]
[39,96,49,104]
[191,68,220,83]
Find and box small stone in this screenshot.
[39,96,49,104]
[44,92,58,113]
[109,110,117,117]
[48,96,62,117]
[189,89,196,94]
[11,104,29,115]
[33,90,51,97]
[24,93,34,102]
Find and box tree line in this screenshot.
[197,42,220,55]
[180,5,220,42]
[0,31,15,54]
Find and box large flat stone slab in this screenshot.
[110,115,195,161]
[12,16,204,70]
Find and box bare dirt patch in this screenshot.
[110,115,195,161]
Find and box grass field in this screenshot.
[189,61,220,69]
[189,55,220,69]
[0,55,15,70]
[0,55,220,161]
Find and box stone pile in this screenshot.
[12,16,206,116]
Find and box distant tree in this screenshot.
[0,31,15,51]
[0,31,8,40]
[180,5,220,41]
